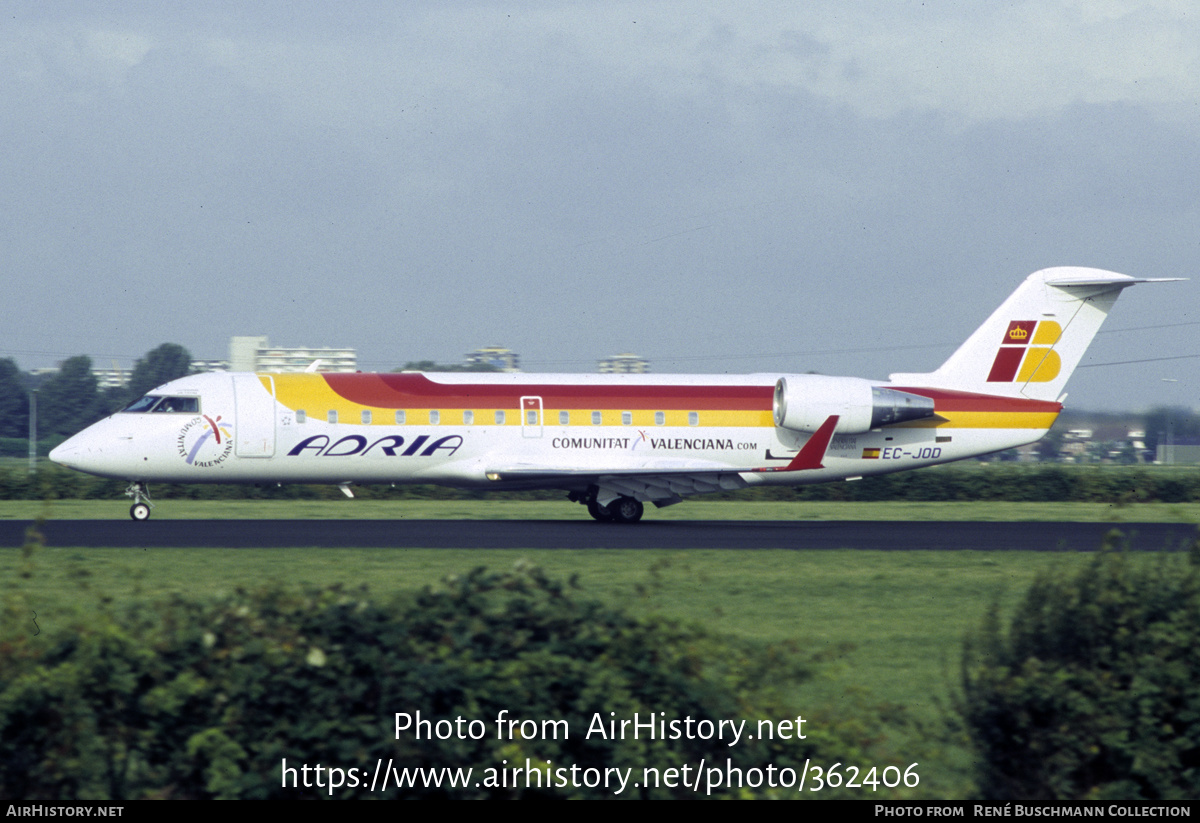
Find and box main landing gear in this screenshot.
[125,482,154,521]
[585,494,644,524]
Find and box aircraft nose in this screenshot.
[50,426,116,473]
[48,420,142,479]
[49,436,88,469]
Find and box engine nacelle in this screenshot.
[772,375,936,434]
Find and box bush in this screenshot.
[5,462,1200,503]
[0,565,905,799]
[960,534,1200,800]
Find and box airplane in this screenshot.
[50,267,1179,523]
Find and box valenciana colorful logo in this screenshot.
[176,415,233,467]
[986,320,1062,383]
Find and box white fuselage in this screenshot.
[50,370,1054,492]
[50,267,1165,520]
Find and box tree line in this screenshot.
[2,345,1196,455]
[0,344,193,443]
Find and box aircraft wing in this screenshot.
[486,415,841,506]
[485,462,752,506]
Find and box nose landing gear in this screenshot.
[125,482,154,521]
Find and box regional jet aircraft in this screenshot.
[50,268,1177,522]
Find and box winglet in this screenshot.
[753,415,840,473]
[786,414,840,470]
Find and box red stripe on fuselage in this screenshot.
[318,375,1056,417]
[322,373,773,411]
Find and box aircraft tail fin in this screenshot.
[888,267,1179,401]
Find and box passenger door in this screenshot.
[232,374,276,457]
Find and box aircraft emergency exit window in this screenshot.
[297,410,306,424]
[559,411,569,425]
[328,410,338,424]
[526,410,537,425]
[361,410,372,425]
[688,412,699,427]
[464,410,474,425]
[430,410,440,425]
[395,410,406,425]
[621,411,632,425]
[654,411,665,426]
[591,411,601,425]
[494,410,505,425]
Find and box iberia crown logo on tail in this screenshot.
[987,320,1062,383]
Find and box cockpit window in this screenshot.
[122,395,200,414]
[123,395,160,413]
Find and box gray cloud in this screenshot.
[2,2,1195,409]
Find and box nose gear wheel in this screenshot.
[124,482,154,521]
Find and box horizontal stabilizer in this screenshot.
[1042,274,1184,287]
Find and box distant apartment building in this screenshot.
[598,353,649,374]
[465,346,520,372]
[229,336,357,373]
[190,358,229,373]
[1156,438,1200,465]
[89,359,229,387]
[91,367,129,389]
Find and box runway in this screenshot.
[2,519,1195,551]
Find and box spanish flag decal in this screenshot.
[987,320,1062,383]
[862,447,881,459]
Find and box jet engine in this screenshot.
[772,375,936,434]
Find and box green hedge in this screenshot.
[961,537,1200,800]
[3,463,1198,503]
[0,562,908,799]
[782,465,1200,503]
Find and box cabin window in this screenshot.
[559,410,569,425]
[495,410,505,425]
[688,412,699,427]
[591,411,602,425]
[526,409,537,425]
[464,410,474,425]
[430,410,440,425]
[328,410,338,424]
[296,410,306,424]
[361,410,372,425]
[621,411,632,425]
[654,411,665,426]
[395,410,406,425]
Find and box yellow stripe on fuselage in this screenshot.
[266,375,774,428]
[265,375,1052,431]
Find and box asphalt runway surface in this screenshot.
[2,519,1196,551]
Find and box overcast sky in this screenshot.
[3,1,1197,410]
